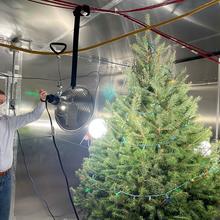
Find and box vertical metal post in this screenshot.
[10,51,16,108]
[9,50,22,220]
[215,58,220,141]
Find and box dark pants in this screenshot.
[0,171,11,220]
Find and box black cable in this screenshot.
[9,61,57,219]
[15,111,72,219]
[16,129,56,220]
[45,101,80,220]
[16,130,75,219]
[9,57,57,219]
[13,108,56,219]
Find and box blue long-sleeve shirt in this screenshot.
[0,102,45,172]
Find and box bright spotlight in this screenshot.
[60,105,66,111]
[88,118,107,139]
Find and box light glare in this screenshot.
[60,105,66,111]
[88,118,107,139]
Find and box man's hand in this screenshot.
[39,89,47,102]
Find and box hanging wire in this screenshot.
[0,0,219,65]
[28,0,219,58]
[117,13,220,64]
[16,118,220,202]
[78,0,220,53]
[83,158,220,200]
[42,0,78,7]
[92,0,184,13]
[28,0,185,13]
[17,130,56,220]
[45,102,80,220]
[56,55,63,95]
[27,0,74,9]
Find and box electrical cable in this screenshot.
[78,54,130,67]
[30,0,219,56]
[174,49,220,64]
[27,0,74,9]
[41,0,78,7]
[11,108,56,220]
[78,0,220,53]
[92,0,184,13]
[84,156,220,200]
[8,51,58,219]
[31,0,220,65]
[1,0,219,58]
[7,40,78,219]
[29,0,184,13]
[16,122,77,219]
[16,129,56,220]
[45,101,80,220]
[117,12,220,64]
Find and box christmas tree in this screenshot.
[74,35,220,220]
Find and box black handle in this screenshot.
[50,42,67,55]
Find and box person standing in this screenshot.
[0,89,47,220]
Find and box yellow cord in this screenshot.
[1,0,219,55]
[79,0,220,52]
[0,43,54,55]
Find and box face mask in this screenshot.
[0,102,7,116]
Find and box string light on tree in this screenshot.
[74,35,220,219]
[102,84,116,102]
[83,162,220,201]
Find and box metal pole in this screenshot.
[215,58,220,141]
[9,49,22,220]
[10,50,16,220]
[9,51,16,110]
[71,6,81,89]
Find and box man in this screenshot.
[0,89,47,220]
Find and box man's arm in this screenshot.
[8,89,47,129]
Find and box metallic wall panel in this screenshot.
[0,0,219,219]
[15,129,89,220]
[189,85,219,139]
[176,59,218,84]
